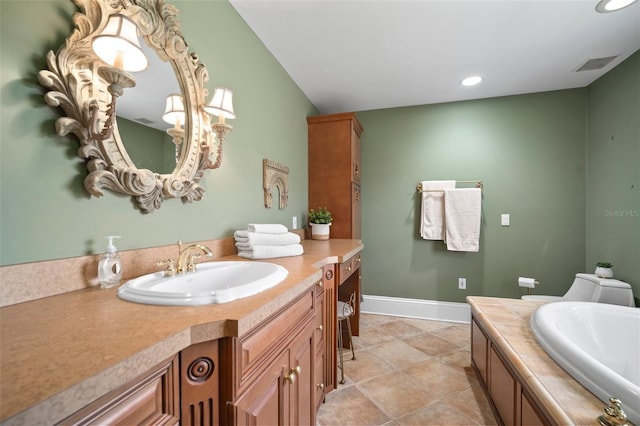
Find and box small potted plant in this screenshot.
[309,207,332,240]
[595,261,614,278]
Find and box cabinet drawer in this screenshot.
[339,258,353,283]
[238,289,315,389]
[59,356,179,425]
[338,253,361,285]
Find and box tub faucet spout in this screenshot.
[177,241,213,273]
[598,397,629,426]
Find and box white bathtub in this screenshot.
[530,301,640,424]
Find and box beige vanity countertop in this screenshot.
[0,239,363,425]
[467,296,609,425]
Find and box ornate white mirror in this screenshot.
[38,0,234,213]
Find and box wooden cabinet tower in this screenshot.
[307,112,363,239]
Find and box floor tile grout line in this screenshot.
[317,315,496,426]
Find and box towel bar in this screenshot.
[416,180,483,192]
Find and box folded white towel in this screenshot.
[234,230,301,246]
[247,223,288,234]
[237,244,304,259]
[444,188,482,252]
[420,180,456,240]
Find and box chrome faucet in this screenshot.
[177,241,213,273]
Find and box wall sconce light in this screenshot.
[205,87,235,141]
[163,94,186,163]
[163,94,185,134]
[204,87,235,168]
[91,14,148,137]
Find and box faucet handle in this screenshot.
[186,254,201,272]
[158,259,177,277]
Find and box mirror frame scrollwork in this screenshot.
[38,0,222,213]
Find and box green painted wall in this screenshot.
[358,90,588,303]
[586,52,640,299]
[0,0,316,265]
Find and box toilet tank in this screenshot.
[563,273,635,307]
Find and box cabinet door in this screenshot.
[521,391,546,426]
[351,183,361,239]
[233,351,289,426]
[351,125,361,185]
[471,318,488,384]
[489,346,517,425]
[290,323,315,426]
[314,346,325,411]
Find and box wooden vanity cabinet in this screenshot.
[471,315,548,426]
[222,285,321,426]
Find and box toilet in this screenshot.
[522,273,635,307]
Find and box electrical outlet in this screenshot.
[292,216,297,229]
[458,277,467,290]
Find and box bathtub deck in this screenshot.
[467,296,615,425]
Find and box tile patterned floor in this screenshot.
[316,314,497,426]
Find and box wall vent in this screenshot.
[573,56,618,72]
[134,117,155,125]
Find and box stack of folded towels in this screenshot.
[234,223,304,259]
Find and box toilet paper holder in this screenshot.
[518,277,540,294]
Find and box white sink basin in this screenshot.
[117,261,288,306]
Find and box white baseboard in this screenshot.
[361,295,470,324]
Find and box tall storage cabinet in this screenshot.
[307,112,363,367]
[307,113,363,239]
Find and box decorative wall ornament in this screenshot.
[263,159,289,209]
[38,0,231,213]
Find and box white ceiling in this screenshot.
[229,0,640,114]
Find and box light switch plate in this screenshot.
[501,214,510,226]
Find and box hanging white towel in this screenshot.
[237,244,304,259]
[420,180,456,240]
[444,188,482,252]
[247,223,288,234]
[234,230,301,246]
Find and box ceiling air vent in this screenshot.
[134,117,155,125]
[573,56,618,72]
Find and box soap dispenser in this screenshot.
[98,236,122,289]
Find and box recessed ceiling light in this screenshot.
[461,76,482,87]
[595,0,638,12]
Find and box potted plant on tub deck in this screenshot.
[595,261,614,278]
[309,207,332,240]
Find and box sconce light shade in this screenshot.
[92,14,149,72]
[162,94,186,125]
[205,87,236,119]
